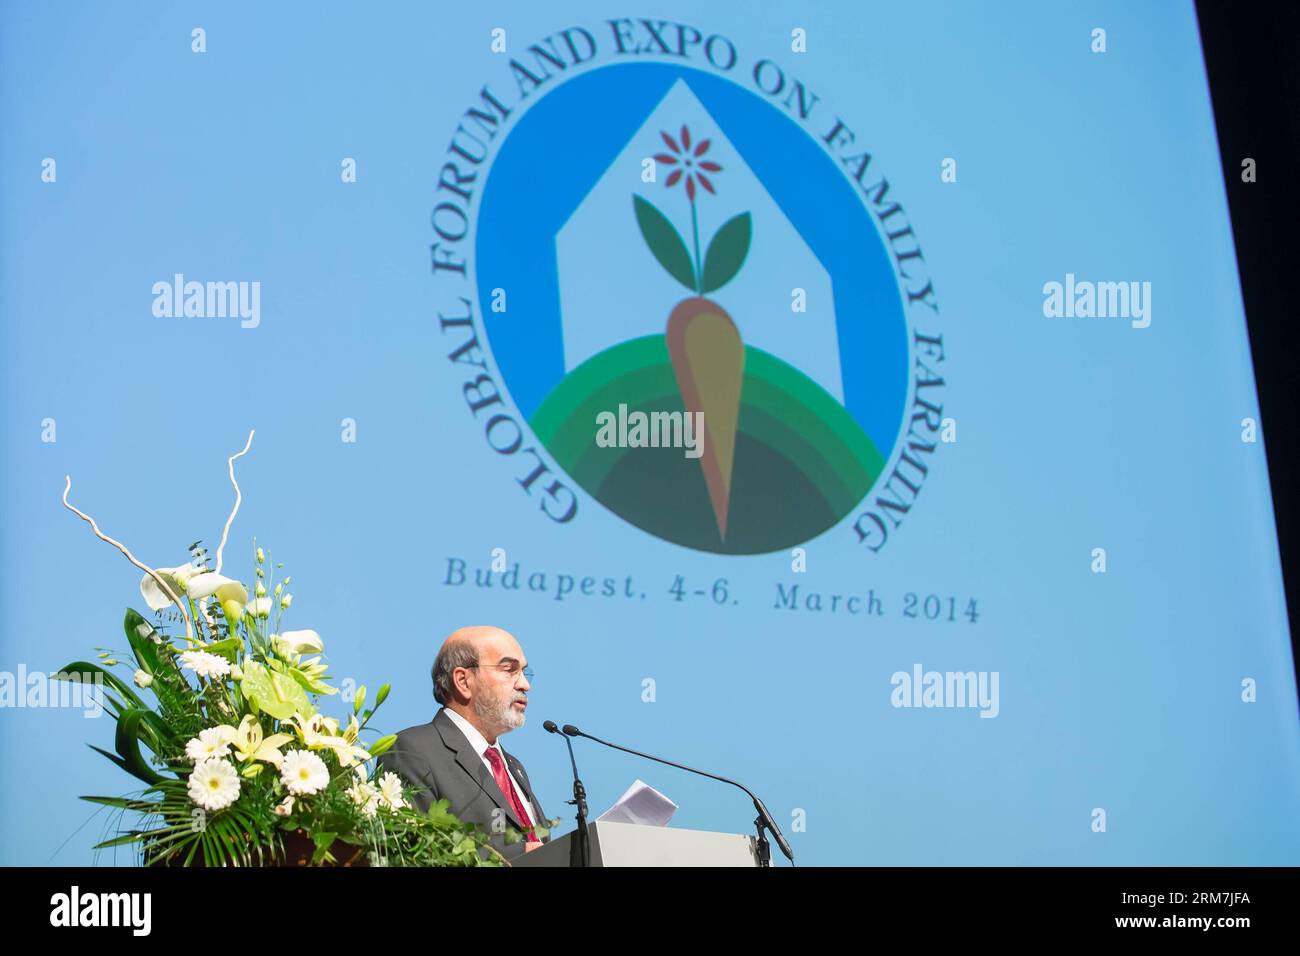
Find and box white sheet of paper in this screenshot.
[596,778,678,827]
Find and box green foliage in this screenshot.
[239,660,311,721]
[366,798,504,868]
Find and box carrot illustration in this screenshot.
[634,124,753,540]
[665,297,743,538]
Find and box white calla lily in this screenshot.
[139,564,204,612]
[276,630,324,656]
[186,572,249,606]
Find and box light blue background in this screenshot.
[1,0,1296,865]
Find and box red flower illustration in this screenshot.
[655,124,723,201]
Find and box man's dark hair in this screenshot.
[432,638,478,704]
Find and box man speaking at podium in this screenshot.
[380,626,549,862]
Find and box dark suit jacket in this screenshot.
[379,707,549,863]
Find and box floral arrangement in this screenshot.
[58,431,504,866]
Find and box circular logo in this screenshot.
[453,54,935,555]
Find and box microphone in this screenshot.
[560,723,793,866]
[544,720,591,866]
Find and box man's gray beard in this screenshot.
[474,690,526,734]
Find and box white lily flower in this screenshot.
[230,714,294,768]
[328,738,372,769]
[286,711,368,767]
[287,712,326,746]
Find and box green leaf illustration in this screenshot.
[633,195,696,291]
[701,212,752,293]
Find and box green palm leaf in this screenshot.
[122,609,166,674]
[95,831,151,850]
[114,708,166,785]
[88,744,135,780]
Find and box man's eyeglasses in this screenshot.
[464,659,534,680]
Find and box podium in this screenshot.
[512,821,760,867]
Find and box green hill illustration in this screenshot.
[531,334,886,554]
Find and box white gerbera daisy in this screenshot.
[188,758,240,811]
[377,772,407,811]
[185,726,235,762]
[280,749,329,795]
[180,650,231,679]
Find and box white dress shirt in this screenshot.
[442,706,534,826]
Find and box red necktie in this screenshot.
[484,747,536,841]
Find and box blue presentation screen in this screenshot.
[1,0,1297,865]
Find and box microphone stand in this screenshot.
[544,720,590,867]
[562,723,792,867]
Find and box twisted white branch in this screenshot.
[62,475,194,641]
[215,429,255,574]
